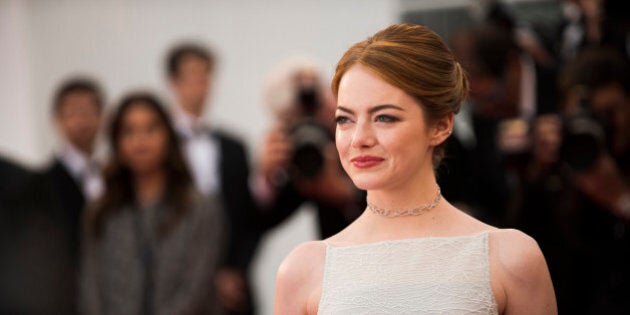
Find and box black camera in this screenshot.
[560,91,612,172]
[288,87,333,180]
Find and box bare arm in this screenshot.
[493,229,557,315]
[274,241,325,315]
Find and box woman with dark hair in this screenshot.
[274,24,556,314]
[80,92,223,315]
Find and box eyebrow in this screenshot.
[336,104,405,114]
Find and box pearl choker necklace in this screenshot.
[367,186,441,218]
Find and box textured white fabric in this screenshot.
[318,232,498,315]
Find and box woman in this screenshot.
[274,24,556,314]
[80,93,223,314]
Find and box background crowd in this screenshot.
[1,0,629,314]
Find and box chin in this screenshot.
[348,173,388,191]
[129,161,160,175]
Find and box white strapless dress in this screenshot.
[318,232,498,314]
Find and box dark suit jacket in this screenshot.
[0,156,34,203]
[40,159,86,260]
[0,158,82,314]
[212,131,261,270]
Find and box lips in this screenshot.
[350,155,384,168]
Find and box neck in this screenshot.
[367,166,439,211]
[71,141,93,157]
[134,169,166,207]
[179,100,204,118]
[357,164,447,238]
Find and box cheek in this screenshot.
[88,116,101,129]
[335,128,352,170]
[381,127,429,159]
[335,129,351,156]
[176,82,195,97]
[65,117,83,132]
[149,132,169,160]
[118,138,133,163]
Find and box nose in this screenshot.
[351,120,377,149]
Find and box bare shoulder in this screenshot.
[277,241,327,283]
[275,241,327,315]
[489,228,545,280]
[488,229,557,315]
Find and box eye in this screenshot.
[335,115,351,124]
[375,115,399,123]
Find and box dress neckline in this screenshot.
[324,230,490,249]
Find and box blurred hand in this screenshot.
[215,268,247,312]
[295,144,356,208]
[259,123,292,186]
[574,154,630,220]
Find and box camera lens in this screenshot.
[561,116,605,171]
[289,121,332,179]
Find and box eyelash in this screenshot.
[334,115,400,124]
[335,116,350,124]
[375,115,398,123]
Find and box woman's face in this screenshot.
[118,103,169,175]
[335,65,446,191]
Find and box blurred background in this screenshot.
[1,0,629,314]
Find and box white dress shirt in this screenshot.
[172,106,220,196]
[57,142,104,202]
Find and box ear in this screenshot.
[429,113,454,146]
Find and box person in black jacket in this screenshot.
[256,61,364,238]
[166,43,260,315]
[0,156,33,204]
[43,77,105,257]
[0,156,37,312]
[45,77,105,312]
[0,78,105,314]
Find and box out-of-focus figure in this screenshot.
[0,77,104,314]
[166,43,259,315]
[556,0,604,61]
[513,46,630,314]
[44,77,105,246]
[0,156,37,312]
[557,47,630,314]
[255,58,364,238]
[555,0,630,64]
[80,93,223,314]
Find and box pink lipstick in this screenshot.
[350,155,384,168]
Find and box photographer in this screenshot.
[559,47,630,218]
[512,46,630,314]
[557,47,630,313]
[256,60,364,238]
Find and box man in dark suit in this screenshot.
[166,43,260,315]
[0,78,104,314]
[40,78,104,313]
[44,78,105,253]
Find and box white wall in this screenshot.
[3,0,398,164]
[0,0,36,165]
[0,0,397,314]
